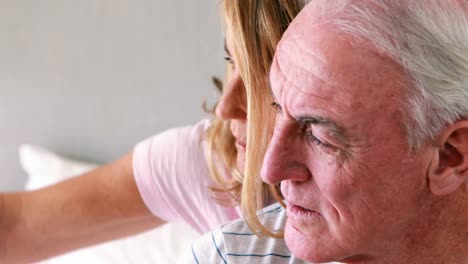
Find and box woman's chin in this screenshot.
[234,141,245,172]
[236,152,245,173]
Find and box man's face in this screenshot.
[261,8,434,263]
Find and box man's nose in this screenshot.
[215,74,247,121]
[261,120,311,185]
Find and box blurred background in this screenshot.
[0,0,225,191]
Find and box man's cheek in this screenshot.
[319,164,357,203]
[280,181,290,196]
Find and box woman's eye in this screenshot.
[271,101,280,110]
[224,56,234,65]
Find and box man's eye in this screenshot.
[306,131,327,147]
[304,126,334,149]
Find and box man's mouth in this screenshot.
[286,203,322,222]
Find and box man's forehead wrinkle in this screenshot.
[273,53,353,147]
[275,50,336,104]
[277,27,334,87]
[287,28,328,65]
[276,42,339,101]
[269,55,287,104]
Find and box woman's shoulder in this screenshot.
[135,118,213,172]
[154,118,211,144]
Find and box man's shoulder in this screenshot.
[222,203,285,233]
[191,203,308,263]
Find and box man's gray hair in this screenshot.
[302,0,468,149]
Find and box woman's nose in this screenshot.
[215,73,247,121]
[261,119,311,185]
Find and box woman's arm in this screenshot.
[0,152,165,263]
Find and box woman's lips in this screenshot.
[235,140,246,151]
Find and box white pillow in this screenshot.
[19,144,200,264]
[20,144,98,190]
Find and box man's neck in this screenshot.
[385,189,467,264]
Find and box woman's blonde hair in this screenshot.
[205,0,304,237]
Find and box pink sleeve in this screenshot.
[132,119,240,234]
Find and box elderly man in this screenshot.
[190,0,468,263]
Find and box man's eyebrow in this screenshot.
[297,116,349,145]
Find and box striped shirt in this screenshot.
[189,203,340,264]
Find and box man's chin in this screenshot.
[284,221,339,263]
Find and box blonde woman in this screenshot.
[0,0,304,262]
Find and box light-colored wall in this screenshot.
[0,0,225,191]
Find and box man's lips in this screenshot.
[286,202,322,222]
[286,199,315,211]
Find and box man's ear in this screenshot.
[428,120,468,196]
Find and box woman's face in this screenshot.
[215,31,248,173]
